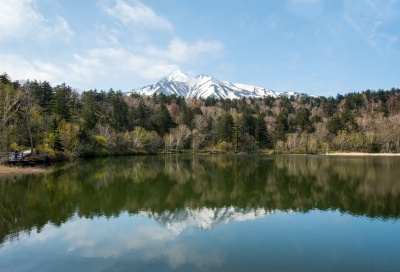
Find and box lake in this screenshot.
[0,155,399,271]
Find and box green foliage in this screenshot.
[31,80,54,113]
[0,73,12,84]
[90,135,108,156]
[205,96,216,106]
[215,114,234,143]
[192,107,203,115]
[106,90,128,131]
[377,104,389,117]
[181,104,194,129]
[53,83,75,121]
[255,116,271,149]
[48,131,64,152]
[2,73,400,158]
[311,115,322,123]
[155,103,176,136]
[133,100,153,131]
[321,97,337,117]
[81,90,101,130]
[275,112,289,141]
[279,98,294,114]
[344,92,364,111]
[327,110,358,135]
[216,140,230,152]
[295,108,314,132]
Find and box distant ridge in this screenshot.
[132,71,300,99]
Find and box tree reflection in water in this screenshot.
[1,155,399,245]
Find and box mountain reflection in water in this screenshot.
[1,155,399,245]
[139,207,273,234]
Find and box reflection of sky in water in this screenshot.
[1,210,400,272]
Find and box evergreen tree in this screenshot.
[205,96,216,106]
[181,104,194,129]
[53,83,74,121]
[255,115,271,149]
[155,103,176,136]
[321,97,337,117]
[295,108,314,132]
[28,80,54,113]
[81,90,100,130]
[106,90,128,131]
[275,111,289,141]
[240,113,257,136]
[327,115,343,135]
[0,73,11,84]
[216,114,234,143]
[133,100,152,130]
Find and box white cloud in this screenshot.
[146,38,224,63]
[0,35,223,90]
[343,0,399,52]
[0,0,74,42]
[95,24,120,46]
[0,1,223,90]
[102,0,172,30]
[64,37,223,86]
[0,54,64,83]
[67,47,180,86]
[40,16,75,42]
[8,213,224,270]
[0,0,43,40]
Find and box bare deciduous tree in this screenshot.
[0,82,22,151]
[191,129,206,153]
[171,124,191,151]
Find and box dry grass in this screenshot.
[0,164,47,175]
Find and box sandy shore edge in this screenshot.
[0,165,47,175]
[325,152,400,156]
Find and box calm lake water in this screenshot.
[0,155,399,271]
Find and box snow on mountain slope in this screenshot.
[132,71,299,99]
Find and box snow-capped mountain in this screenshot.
[138,206,285,234]
[132,71,299,99]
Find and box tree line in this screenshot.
[1,72,400,160]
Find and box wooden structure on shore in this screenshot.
[0,150,35,166]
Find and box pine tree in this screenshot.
[255,115,271,149]
[215,114,234,144]
[155,103,176,136]
[81,90,100,130]
[53,83,74,121]
[106,90,128,131]
[275,111,289,141]
[181,105,194,129]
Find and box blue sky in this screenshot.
[0,0,399,96]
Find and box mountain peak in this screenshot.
[196,74,210,79]
[133,72,300,99]
[161,70,189,83]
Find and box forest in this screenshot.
[1,72,400,161]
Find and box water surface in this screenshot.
[1,155,399,271]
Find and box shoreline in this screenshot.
[325,152,400,156]
[1,152,399,175]
[0,165,47,175]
